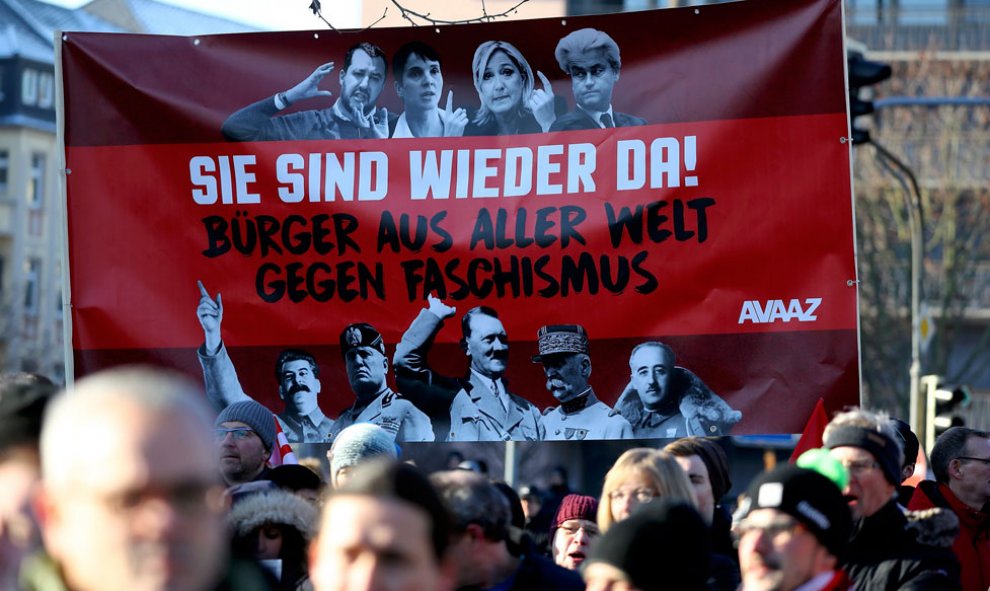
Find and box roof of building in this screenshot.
[0,0,257,62]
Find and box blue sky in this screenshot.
[46,0,360,31]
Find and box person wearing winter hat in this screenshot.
[229,488,318,591]
[583,498,710,591]
[327,423,398,488]
[665,437,739,590]
[550,494,600,570]
[216,399,277,486]
[823,408,961,590]
[735,464,853,591]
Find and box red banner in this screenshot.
[60,0,859,442]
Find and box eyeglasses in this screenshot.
[955,456,990,465]
[608,488,657,503]
[214,427,256,441]
[92,481,225,515]
[559,522,600,537]
[569,65,610,80]
[734,518,804,542]
[838,459,879,475]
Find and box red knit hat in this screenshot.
[550,494,599,539]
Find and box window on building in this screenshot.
[21,69,37,106]
[0,150,8,192]
[37,72,54,109]
[24,258,40,314]
[27,153,44,207]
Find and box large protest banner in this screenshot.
[58,0,859,441]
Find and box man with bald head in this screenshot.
[21,367,267,591]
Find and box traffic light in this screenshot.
[847,50,891,145]
[921,374,972,451]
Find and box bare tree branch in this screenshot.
[310,0,531,30]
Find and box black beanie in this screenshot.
[824,425,902,485]
[739,465,852,557]
[586,499,710,591]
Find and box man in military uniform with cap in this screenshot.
[330,323,434,441]
[615,341,742,439]
[394,294,543,442]
[533,324,632,441]
[196,282,432,443]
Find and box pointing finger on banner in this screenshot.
[530,71,557,132]
[444,90,455,116]
[197,279,209,299]
[536,70,553,95]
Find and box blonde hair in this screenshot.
[597,448,697,532]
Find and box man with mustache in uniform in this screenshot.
[533,324,632,441]
[394,295,543,442]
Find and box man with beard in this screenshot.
[532,324,631,441]
[615,341,741,439]
[21,367,269,591]
[196,281,335,443]
[222,42,394,141]
[329,323,434,442]
[215,399,276,486]
[394,295,543,441]
[550,28,646,132]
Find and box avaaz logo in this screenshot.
[738,298,822,324]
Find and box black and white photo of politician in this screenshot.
[221,42,393,141]
[390,41,468,138]
[465,40,557,136]
[195,281,433,443]
[550,28,647,132]
[614,342,741,439]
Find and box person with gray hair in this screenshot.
[430,470,583,591]
[326,422,398,488]
[465,40,556,136]
[823,408,962,590]
[550,27,646,132]
[21,366,270,591]
[908,426,990,591]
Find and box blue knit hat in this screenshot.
[216,400,276,451]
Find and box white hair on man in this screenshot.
[32,365,229,591]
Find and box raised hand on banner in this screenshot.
[196,280,223,354]
[284,62,335,105]
[530,71,557,132]
[426,293,456,320]
[442,90,468,137]
[354,105,390,139]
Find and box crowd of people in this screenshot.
[1,367,989,591]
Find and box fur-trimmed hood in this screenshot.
[615,367,742,436]
[905,507,960,549]
[227,488,319,541]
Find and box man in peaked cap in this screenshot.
[329,323,434,442]
[533,324,632,441]
[196,282,431,443]
[736,464,854,591]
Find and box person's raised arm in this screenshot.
[196,280,251,409]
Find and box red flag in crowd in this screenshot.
[268,416,297,466]
[790,398,830,462]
